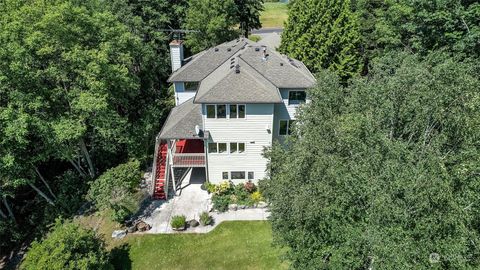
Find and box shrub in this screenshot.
[244,181,256,193]
[110,204,132,223]
[21,219,110,270]
[87,159,141,222]
[217,180,233,195]
[212,194,230,212]
[199,211,213,226]
[171,215,186,230]
[205,182,216,194]
[251,191,263,204]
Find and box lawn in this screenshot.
[260,2,288,28]
[110,221,287,270]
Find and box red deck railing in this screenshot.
[172,153,205,167]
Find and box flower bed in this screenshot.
[205,181,265,212]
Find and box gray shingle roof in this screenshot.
[168,39,251,82]
[238,46,316,88]
[194,58,282,103]
[158,97,203,139]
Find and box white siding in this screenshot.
[170,45,184,72]
[174,82,196,105]
[203,104,274,184]
[273,89,304,142]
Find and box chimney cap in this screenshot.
[169,40,184,46]
[235,64,240,74]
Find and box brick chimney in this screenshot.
[169,40,184,72]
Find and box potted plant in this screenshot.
[171,215,186,231]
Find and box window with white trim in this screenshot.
[248,171,254,180]
[222,172,229,180]
[229,104,245,118]
[288,90,306,105]
[206,104,227,119]
[218,143,227,153]
[184,82,199,91]
[208,142,227,154]
[279,120,295,136]
[208,143,217,153]
[206,105,215,118]
[229,142,245,154]
[231,171,245,180]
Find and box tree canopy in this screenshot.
[21,219,110,270]
[280,0,361,80]
[264,52,480,269]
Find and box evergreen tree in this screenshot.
[280,0,361,80]
[235,0,264,38]
[184,0,240,53]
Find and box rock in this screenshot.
[112,230,127,239]
[257,201,268,208]
[238,205,246,209]
[228,204,238,211]
[136,221,151,232]
[127,226,137,233]
[188,219,199,227]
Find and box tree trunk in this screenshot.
[79,139,95,178]
[0,207,7,219]
[29,183,55,206]
[69,159,87,177]
[3,197,16,223]
[34,166,57,200]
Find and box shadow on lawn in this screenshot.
[110,244,132,270]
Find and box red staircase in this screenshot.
[153,142,168,200]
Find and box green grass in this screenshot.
[260,2,288,28]
[111,221,287,270]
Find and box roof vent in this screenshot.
[227,48,231,52]
[230,64,234,69]
[231,57,235,61]
[214,48,219,52]
[255,47,260,52]
[235,64,240,74]
[280,63,284,66]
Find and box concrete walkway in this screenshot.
[142,184,270,234]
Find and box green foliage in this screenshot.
[87,160,141,222]
[21,219,110,270]
[212,194,231,212]
[250,191,263,204]
[280,0,361,80]
[235,0,264,37]
[184,0,240,53]
[171,215,186,229]
[199,211,213,226]
[210,181,261,211]
[264,52,480,269]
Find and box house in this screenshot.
[151,38,315,199]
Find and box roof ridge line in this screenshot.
[237,54,283,101]
[269,49,316,83]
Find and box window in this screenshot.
[231,171,245,180]
[208,143,217,153]
[229,105,237,118]
[279,120,295,135]
[206,105,215,118]
[238,105,245,118]
[248,171,254,180]
[184,82,199,91]
[238,143,245,153]
[222,172,229,180]
[288,91,306,105]
[218,143,227,153]
[230,142,237,153]
[217,105,226,118]
[229,104,245,119]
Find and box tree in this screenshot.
[87,160,141,222]
[184,0,240,53]
[21,219,110,270]
[263,52,480,269]
[280,0,361,80]
[235,0,264,37]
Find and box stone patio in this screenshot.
[142,175,269,234]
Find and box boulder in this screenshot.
[112,230,127,239]
[127,226,137,233]
[228,204,238,211]
[257,201,268,208]
[188,219,199,227]
[238,205,246,209]
[136,221,151,232]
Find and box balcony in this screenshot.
[171,139,206,167]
